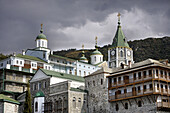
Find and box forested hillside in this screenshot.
[53,36,170,63]
[0,37,169,63]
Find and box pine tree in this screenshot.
[23,82,32,113]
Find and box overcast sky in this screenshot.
[0,0,170,54]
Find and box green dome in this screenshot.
[91,50,102,55]
[36,33,47,40]
[35,91,45,97]
[80,56,87,60]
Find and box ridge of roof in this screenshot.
[16,54,46,63]
[50,54,76,61]
[40,68,85,82]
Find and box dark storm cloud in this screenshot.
[0,0,170,54]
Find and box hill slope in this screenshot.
[53,37,170,62]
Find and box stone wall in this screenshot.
[4,102,18,113]
[85,72,110,113]
[69,91,87,113]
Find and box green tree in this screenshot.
[23,82,32,113]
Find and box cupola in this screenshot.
[79,44,88,63]
[36,24,48,48]
[90,37,103,65]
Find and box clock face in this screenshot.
[111,50,115,56]
[127,51,131,56]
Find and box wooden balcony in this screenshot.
[109,75,152,89]
[157,102,170,108]
[109,89,153,101]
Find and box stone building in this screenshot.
[0,94,20,113]
[85,13,170,113]
[30,68,87,113]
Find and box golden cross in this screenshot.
[41,24,43,29]
[95,36,98,46]
[117,13,121,21]
[82,44,84,49]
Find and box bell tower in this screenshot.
[108,13,134,68]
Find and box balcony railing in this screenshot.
[110,75,152,88]
[109,89,153,101]
[157,102,170,108]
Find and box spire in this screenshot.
[91,37,102,55]
[117,13,121,26]
[112,13,129,48]
[95,36,99,49]
[40,24,43,33]
[82,44,85,57]
[79,44,88,62]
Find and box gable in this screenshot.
[30,69,50,82]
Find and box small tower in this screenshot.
[90,37,103,65]
[34,91,45,113]
[36,24,48,49]
[79,44,88,63]
[108,13,134,68]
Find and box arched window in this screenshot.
[42,41,44,47]
[100,57,101,61]
[116,103,119,111]
[125,103,128,109]
[120,51,123,57]
[138,101,142,107]
[35,102,38,112]
[94,56,96,62]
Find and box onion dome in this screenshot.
[91,48,102,55]
[79,45,88,63]
[35,91,45,97]
[36,24,47,40]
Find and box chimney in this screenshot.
[128,61,132,68]
[13,52,16,56]
[22,49,25,55]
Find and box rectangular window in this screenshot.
[138,72,141,79]
[118,77,121,84]
[144,85,146,92]
[134,73,136,80]
[101,79,103,85]
[138,86,141,93]
[143,71,147,78]
[157,84,159,90]
[124,89,127,94]
[156,69,159,76]
[114,78,117,85]
[149,70,152,77]
[149,84,153,90]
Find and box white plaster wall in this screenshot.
[50,77,84,88]
[90,54,103,65]
[34,97,44,113]
[4,102,18,113]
